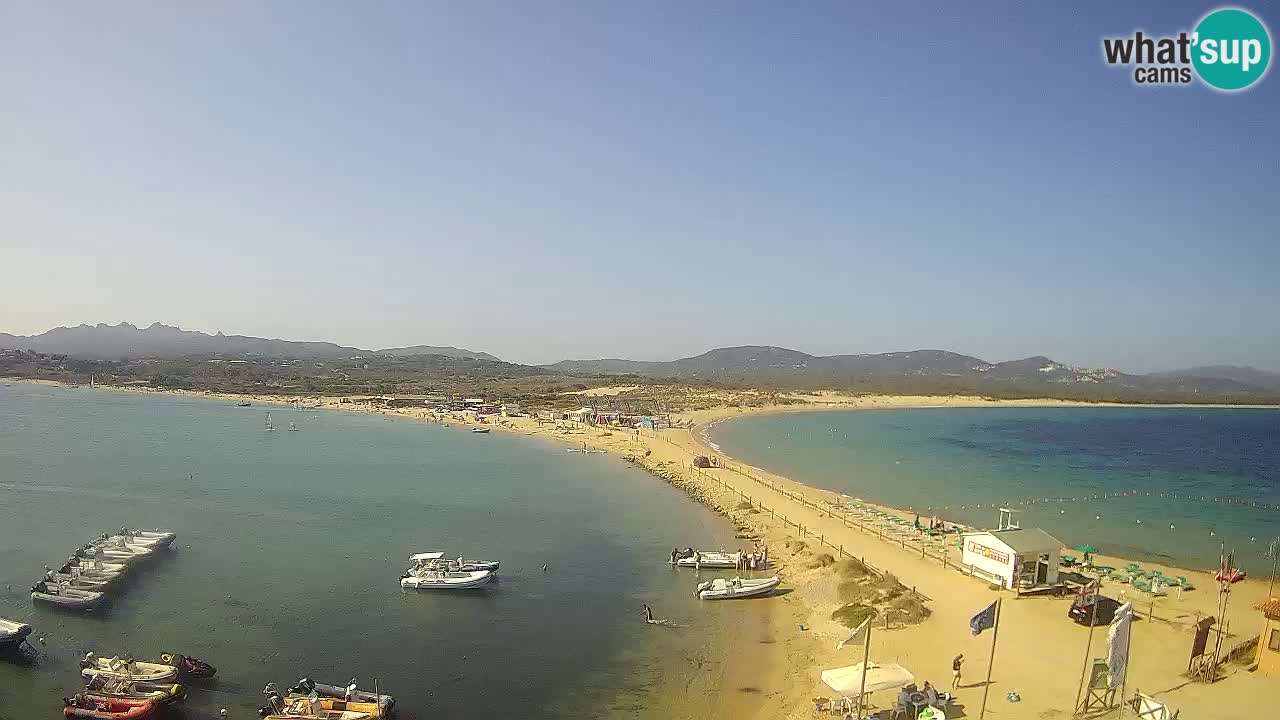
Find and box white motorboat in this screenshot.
[696,576,781,600]
[0,617,33,648]
[470,427,490,434]
[86,537,157,564]
[408,551,499,574]
[401,568,495,590]
[31,581,104,610]
[80,654,179,683]
[44,572,114,592]
[124,529,177,547]
[674,551,741,569]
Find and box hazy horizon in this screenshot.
[4,318,1280,374]
[4,2,1277,371]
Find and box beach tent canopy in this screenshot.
[821,661,915,696]
[409,552,445,561]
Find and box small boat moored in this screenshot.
[401,568,495,590]
[287,678,395,717]
[82,674,187,705]
[63,696,157,720]
[0,617,33,648]
[672,550,740,569]
[696,576,781,600]
[32,581,104,610]
[79,655,179,684]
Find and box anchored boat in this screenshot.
[0,617,33,648]
[696,576,781,600]
[32,581,104,610]
[672,550,740,569]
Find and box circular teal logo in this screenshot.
[1192,8,1271,91]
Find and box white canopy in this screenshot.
[409,551,445,561]
[821,661,915,696]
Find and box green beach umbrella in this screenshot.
[1075,544,1098,554]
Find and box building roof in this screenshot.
[1257,598,1280,619]
[979,528,1064,554]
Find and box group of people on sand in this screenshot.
[736,543,768,571]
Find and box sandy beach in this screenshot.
[8,378,1274,718]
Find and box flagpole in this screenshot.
[979,598,1002,720]
[1072,583,1100,714]
[855,619,873,719]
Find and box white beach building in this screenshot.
[960,527,1064,590]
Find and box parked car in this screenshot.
[1069,594,1120,625]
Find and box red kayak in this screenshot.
[64,696,156,720]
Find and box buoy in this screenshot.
[1170,524,1175,530]
[39,637,46,644]
[221,709,228,717]
[1095,515,1101,520]
[1060,510,1065,514]
[1136,519,1141,524]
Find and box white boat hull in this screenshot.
[0,618,33,647]
[80,658,178,683]
[697,576,781,600]
[674,551,740,569]
[401,569,495,590]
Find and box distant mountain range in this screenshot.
[545,346,1280,397]
[3,325,1277,400]
[0,323,499,362]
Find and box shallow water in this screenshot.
[0,384,739,719]
[710,407,1280,571]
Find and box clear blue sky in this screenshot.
[3,2,1277,370]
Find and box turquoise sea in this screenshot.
[709,407,1280,571]
[0,384,739,720]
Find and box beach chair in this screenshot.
[1060,554,1077,566]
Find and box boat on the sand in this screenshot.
[696,576,781,600]
[287,678,395,716]
[32,581,104,610]
[79,655,178,683]
[0,617,33,648]
[673,550,740,569]
[63,695,157,720]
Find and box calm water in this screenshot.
[710,407,1280,570]
[0,384,738,720]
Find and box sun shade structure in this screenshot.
[409,551,446,561]
[820,661,915,696]
[1075,544,1099,554]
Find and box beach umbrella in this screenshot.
[1075,544,1098,554]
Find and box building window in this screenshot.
[1269,628,1280,652]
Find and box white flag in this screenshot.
[837,617,871,650]
[1107,602,1134,688]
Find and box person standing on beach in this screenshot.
[951,654,964,688]
[642,604,654,623]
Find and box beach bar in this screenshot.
[960,527,1064,590]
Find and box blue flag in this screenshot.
[970,600,997,636]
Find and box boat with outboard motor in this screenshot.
[79,655,179,683]
[286,678,395,717]
[407,551,500,574]
[696,575,781,600]
[32,581,104,610]
[401,567,495,590]
[0,617,33,648]
[81,674,187,705]
[43,572,115,592]
[63,695,157,720]
[671,549,740,569]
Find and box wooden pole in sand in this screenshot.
[1072,582,1100,715]
[855,619,873,720]
[979,598,1002,720]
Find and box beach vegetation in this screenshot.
[831,603,877,628]
[806,553,836,569]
